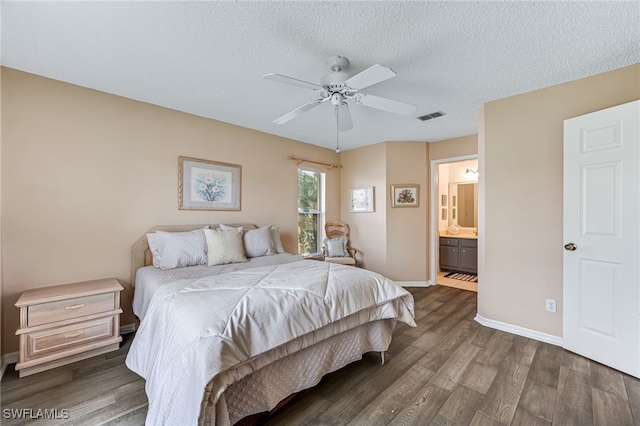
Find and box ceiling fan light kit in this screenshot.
[263,56,418,151]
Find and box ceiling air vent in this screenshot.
[417,111,446,121]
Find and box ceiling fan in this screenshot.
[263,56,417,132]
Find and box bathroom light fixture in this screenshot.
[465,168,478,176]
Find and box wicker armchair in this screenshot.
[322,220,357,266]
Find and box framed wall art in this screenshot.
[391,184,420,208]
[349,186,375,213]
[178,156,242,211]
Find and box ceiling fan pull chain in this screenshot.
[335,105,340,153]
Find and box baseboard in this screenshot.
[396,280,433,287]
[1,323,136,381]
[474,313,563,347]
[120,323,137,334]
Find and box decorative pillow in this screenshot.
[218,224,277,257]
[324,237,348,258]
[270,227,286,254]
[203,228,248,266]
[156,229,208,270]
[243,226,276,257]
[146,233,161,268]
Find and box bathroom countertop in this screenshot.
[439,231,478,239]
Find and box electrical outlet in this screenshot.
[546,299,557,313]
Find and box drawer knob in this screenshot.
[65,304,85,310]
[64,331,84,339]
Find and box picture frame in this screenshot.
[349,186,375,213]
[442,208,447,220]
[441,194,447,206]
[178,156,241,211]
[391,184,420,208]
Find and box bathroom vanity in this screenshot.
[439,235,477,274]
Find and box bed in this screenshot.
[125,224,416,425]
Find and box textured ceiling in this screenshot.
[2,1,639,151]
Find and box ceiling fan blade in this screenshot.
[344,64,397,90]
[273,98,327,125]
[337,102,353,131]
[353,93,416,116]
[263,73,325,91]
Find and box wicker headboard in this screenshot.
[131,223,257,286]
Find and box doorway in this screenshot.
[430,155,478,292]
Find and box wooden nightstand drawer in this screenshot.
[25,316,117,360]
[28,292,116,327]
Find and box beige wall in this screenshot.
[1,68,341,354]
[340,144,387,272]
[480,63,640,337]
[385,142,428,281]
[341,142,428,282]
[0,62,3,359]
[429,134,478,161]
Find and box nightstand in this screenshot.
[15,278,123,377]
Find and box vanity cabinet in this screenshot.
[439,237,477,274]
[439,238,460,271]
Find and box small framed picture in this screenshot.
[452,209,456,220]
[391,184,420,208]
[349,187,375,213]
[452,195,457,207]
[442,208,447,220]
[441,194,447,206]
[178,156,242,211]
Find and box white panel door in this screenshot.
[563,100,640,378]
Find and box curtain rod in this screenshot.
[288,156,342,170]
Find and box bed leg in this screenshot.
[381,351,388,365]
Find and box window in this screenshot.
[298,168,325,255]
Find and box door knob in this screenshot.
[564,243,577,251]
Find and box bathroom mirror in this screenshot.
[449,182,478,229]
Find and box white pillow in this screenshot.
[270,227,285,254]
[156,229,208,270]
[218,224,277,257]
[243,226,276,257]
[324,237,348,258]
[204,228,248,266]
[146,233,161,268]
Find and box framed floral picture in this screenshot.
[349,186,374,213]
[178,156,241,211]
[391,184,420,208]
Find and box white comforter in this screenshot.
[125,260,415,425]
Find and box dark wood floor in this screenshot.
[2,285,639,425]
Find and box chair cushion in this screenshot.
[324,237,348,257]
[324,256,356,265]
